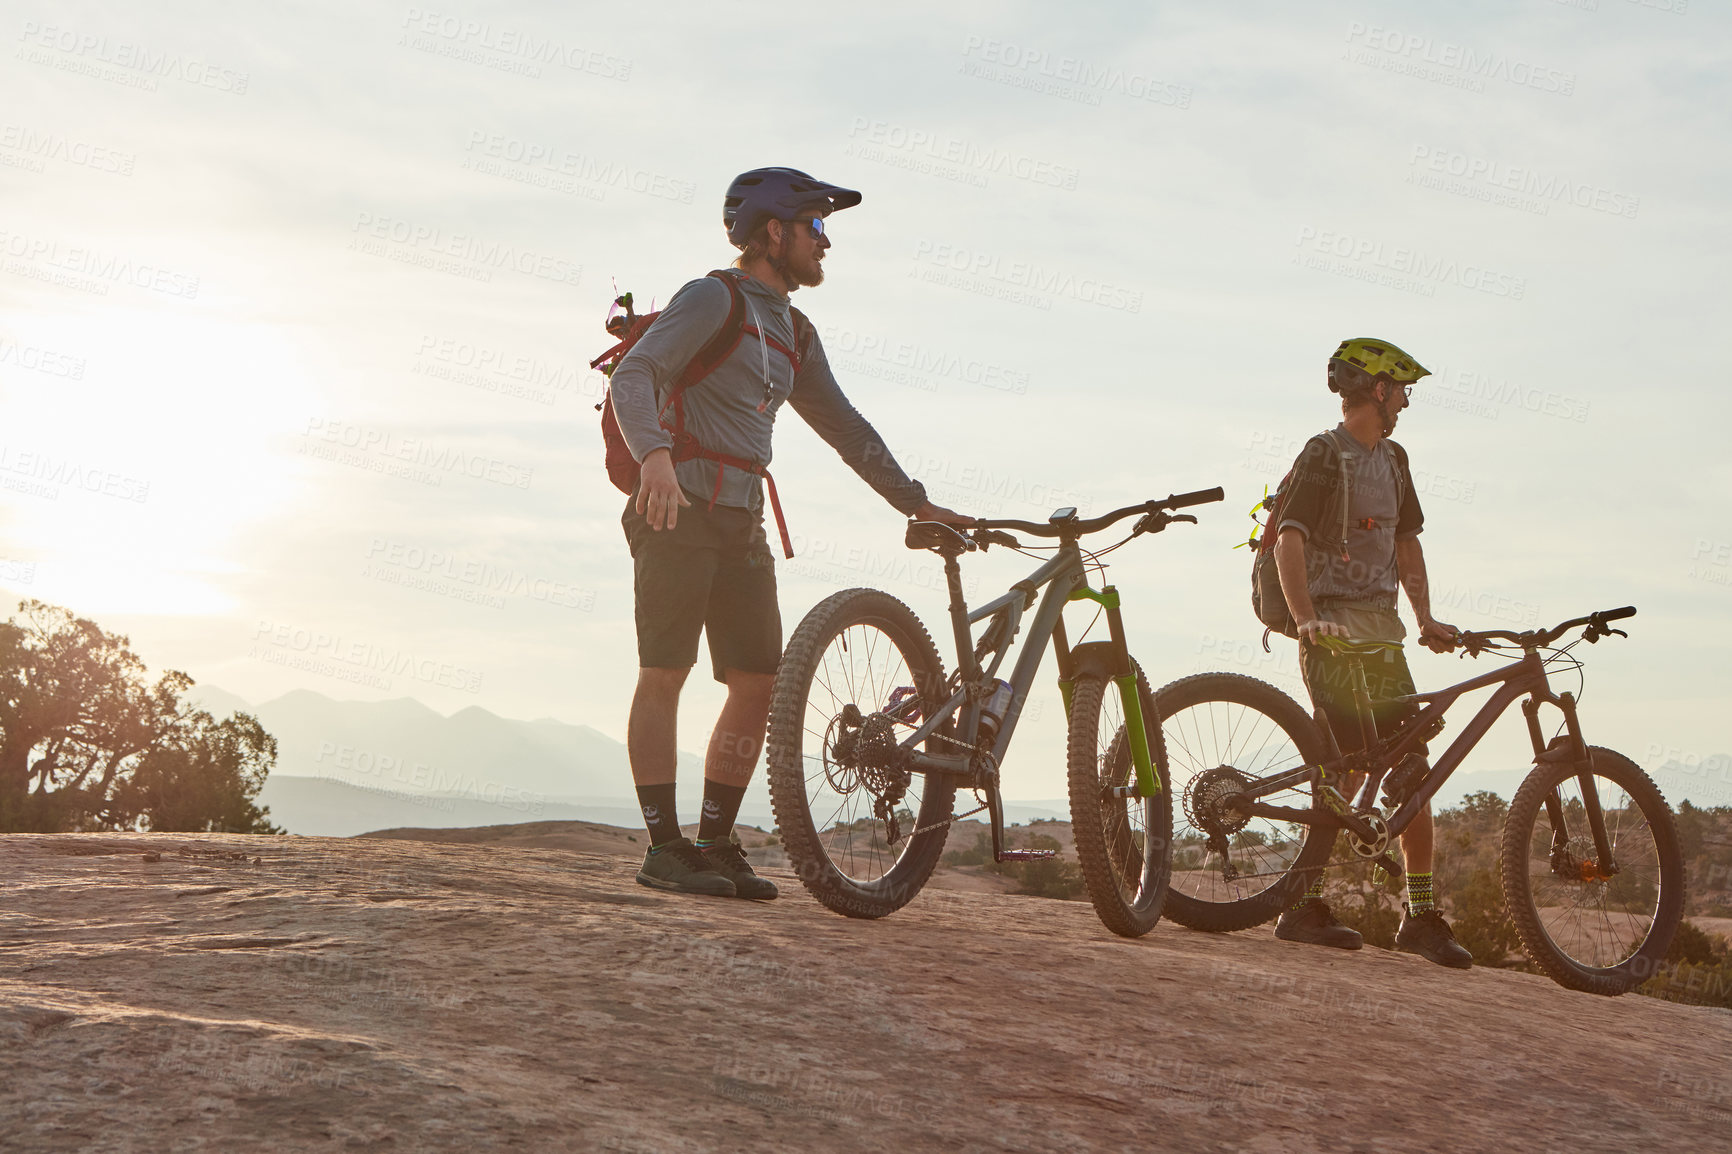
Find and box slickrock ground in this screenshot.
[3,830,1728,1153]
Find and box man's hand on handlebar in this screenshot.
[913,500,973,526]
[1418,617,1460,654]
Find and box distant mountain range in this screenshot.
[190,687,1557,839]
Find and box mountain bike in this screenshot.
[1152,606,1683,994]
[765,488,1223,934]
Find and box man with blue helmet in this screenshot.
[610,167,967,899]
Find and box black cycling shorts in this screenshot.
[622,493,781,684]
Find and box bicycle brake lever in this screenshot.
[1133,512,1173,535]
[1172,514,1198,525]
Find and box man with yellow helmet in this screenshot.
[1269,338,1473,969]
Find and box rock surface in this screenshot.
[3,830,1728,1152]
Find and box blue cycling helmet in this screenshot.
[723,167,861,247]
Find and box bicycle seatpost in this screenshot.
[1348,657,1377,753]
[942,553,977,682]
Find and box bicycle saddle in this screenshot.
[1315,636,1401,657]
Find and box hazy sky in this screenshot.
[1,0,1727,808]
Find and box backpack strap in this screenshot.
[1388,438,1411,509]
[789,305,815,373]
[663,271,749,460]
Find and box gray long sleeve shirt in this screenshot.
[609,270,928,516]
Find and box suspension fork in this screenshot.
[1068,585,1160,798]
[1524,691,1615,872]
[1559,692,1616,871]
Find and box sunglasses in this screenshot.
[786,216,827,240]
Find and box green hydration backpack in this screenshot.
[1246,428,1410,648]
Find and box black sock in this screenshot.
[695,779,747,846]
[635,783,681,849]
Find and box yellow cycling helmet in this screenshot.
[1328,337,1430,393]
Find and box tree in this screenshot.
[0,600,279,834]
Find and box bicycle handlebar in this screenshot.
[1458,606,1637,654]
[970,488,1224,539]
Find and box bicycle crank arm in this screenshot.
[1240,800,1384,847]
[1240,801,1333,826]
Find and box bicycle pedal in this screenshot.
[996,850,1059,862]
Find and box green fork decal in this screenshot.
[1068,584,1161,797]
[1115,672,1161,797]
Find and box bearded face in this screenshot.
[767,215,827,289]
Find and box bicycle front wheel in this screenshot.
[765,588,956,919]
[1067,668,1172,938]
[1501,747,1684,995]
[1154,672,1335,932]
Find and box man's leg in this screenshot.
[1277,637,1365,950]
[629,665,690,846]
[1401,803,1434,907]
[691,508,782,899]
[622,498,735,896]
[1372,650,1471,968]
[695,669,773,845]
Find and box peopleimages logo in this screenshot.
[399,8,632,80]
[16,21,251,94]
[250,620,484,694]
[845,118,1079,190]
[349,212,582,285]
[0,124,135,175]
[1343,22,1575,95]
[820,324,1030,396]
[301,419,534,489]
[462,131,695,203]
[1408,146,1639,220]
[958,35,1192,109]
[1293,227,1526,300]
[912,240,1142,313]
[0,228,201,299]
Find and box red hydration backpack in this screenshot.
[590,270,811,558]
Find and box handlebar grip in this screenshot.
[1599,606,1638,622]
[1168,487,1225,509]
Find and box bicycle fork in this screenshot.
[1061,585,1162,802]
[1523,691,1619,880]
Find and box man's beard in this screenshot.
[1378,394,1401,436]
[769,235,824,289]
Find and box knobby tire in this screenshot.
[1066,669,1173,938]
[766,588,956,919]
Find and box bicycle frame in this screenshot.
[1235,645,1619,876]
[886,535,1158,853]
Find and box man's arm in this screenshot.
[1275,528,1345,641]
[787,336,968,523]
[609,277,733,531]
[1395,535,1457,652]
[1273,436,1342,641]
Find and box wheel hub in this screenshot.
[822,709,906,801]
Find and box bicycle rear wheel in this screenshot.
[1067,668,1172,938]
[1500,747,1684,995]
[1153,672,1335,932]
[765,588,956,919]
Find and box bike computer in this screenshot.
[1049,507,1077,523]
